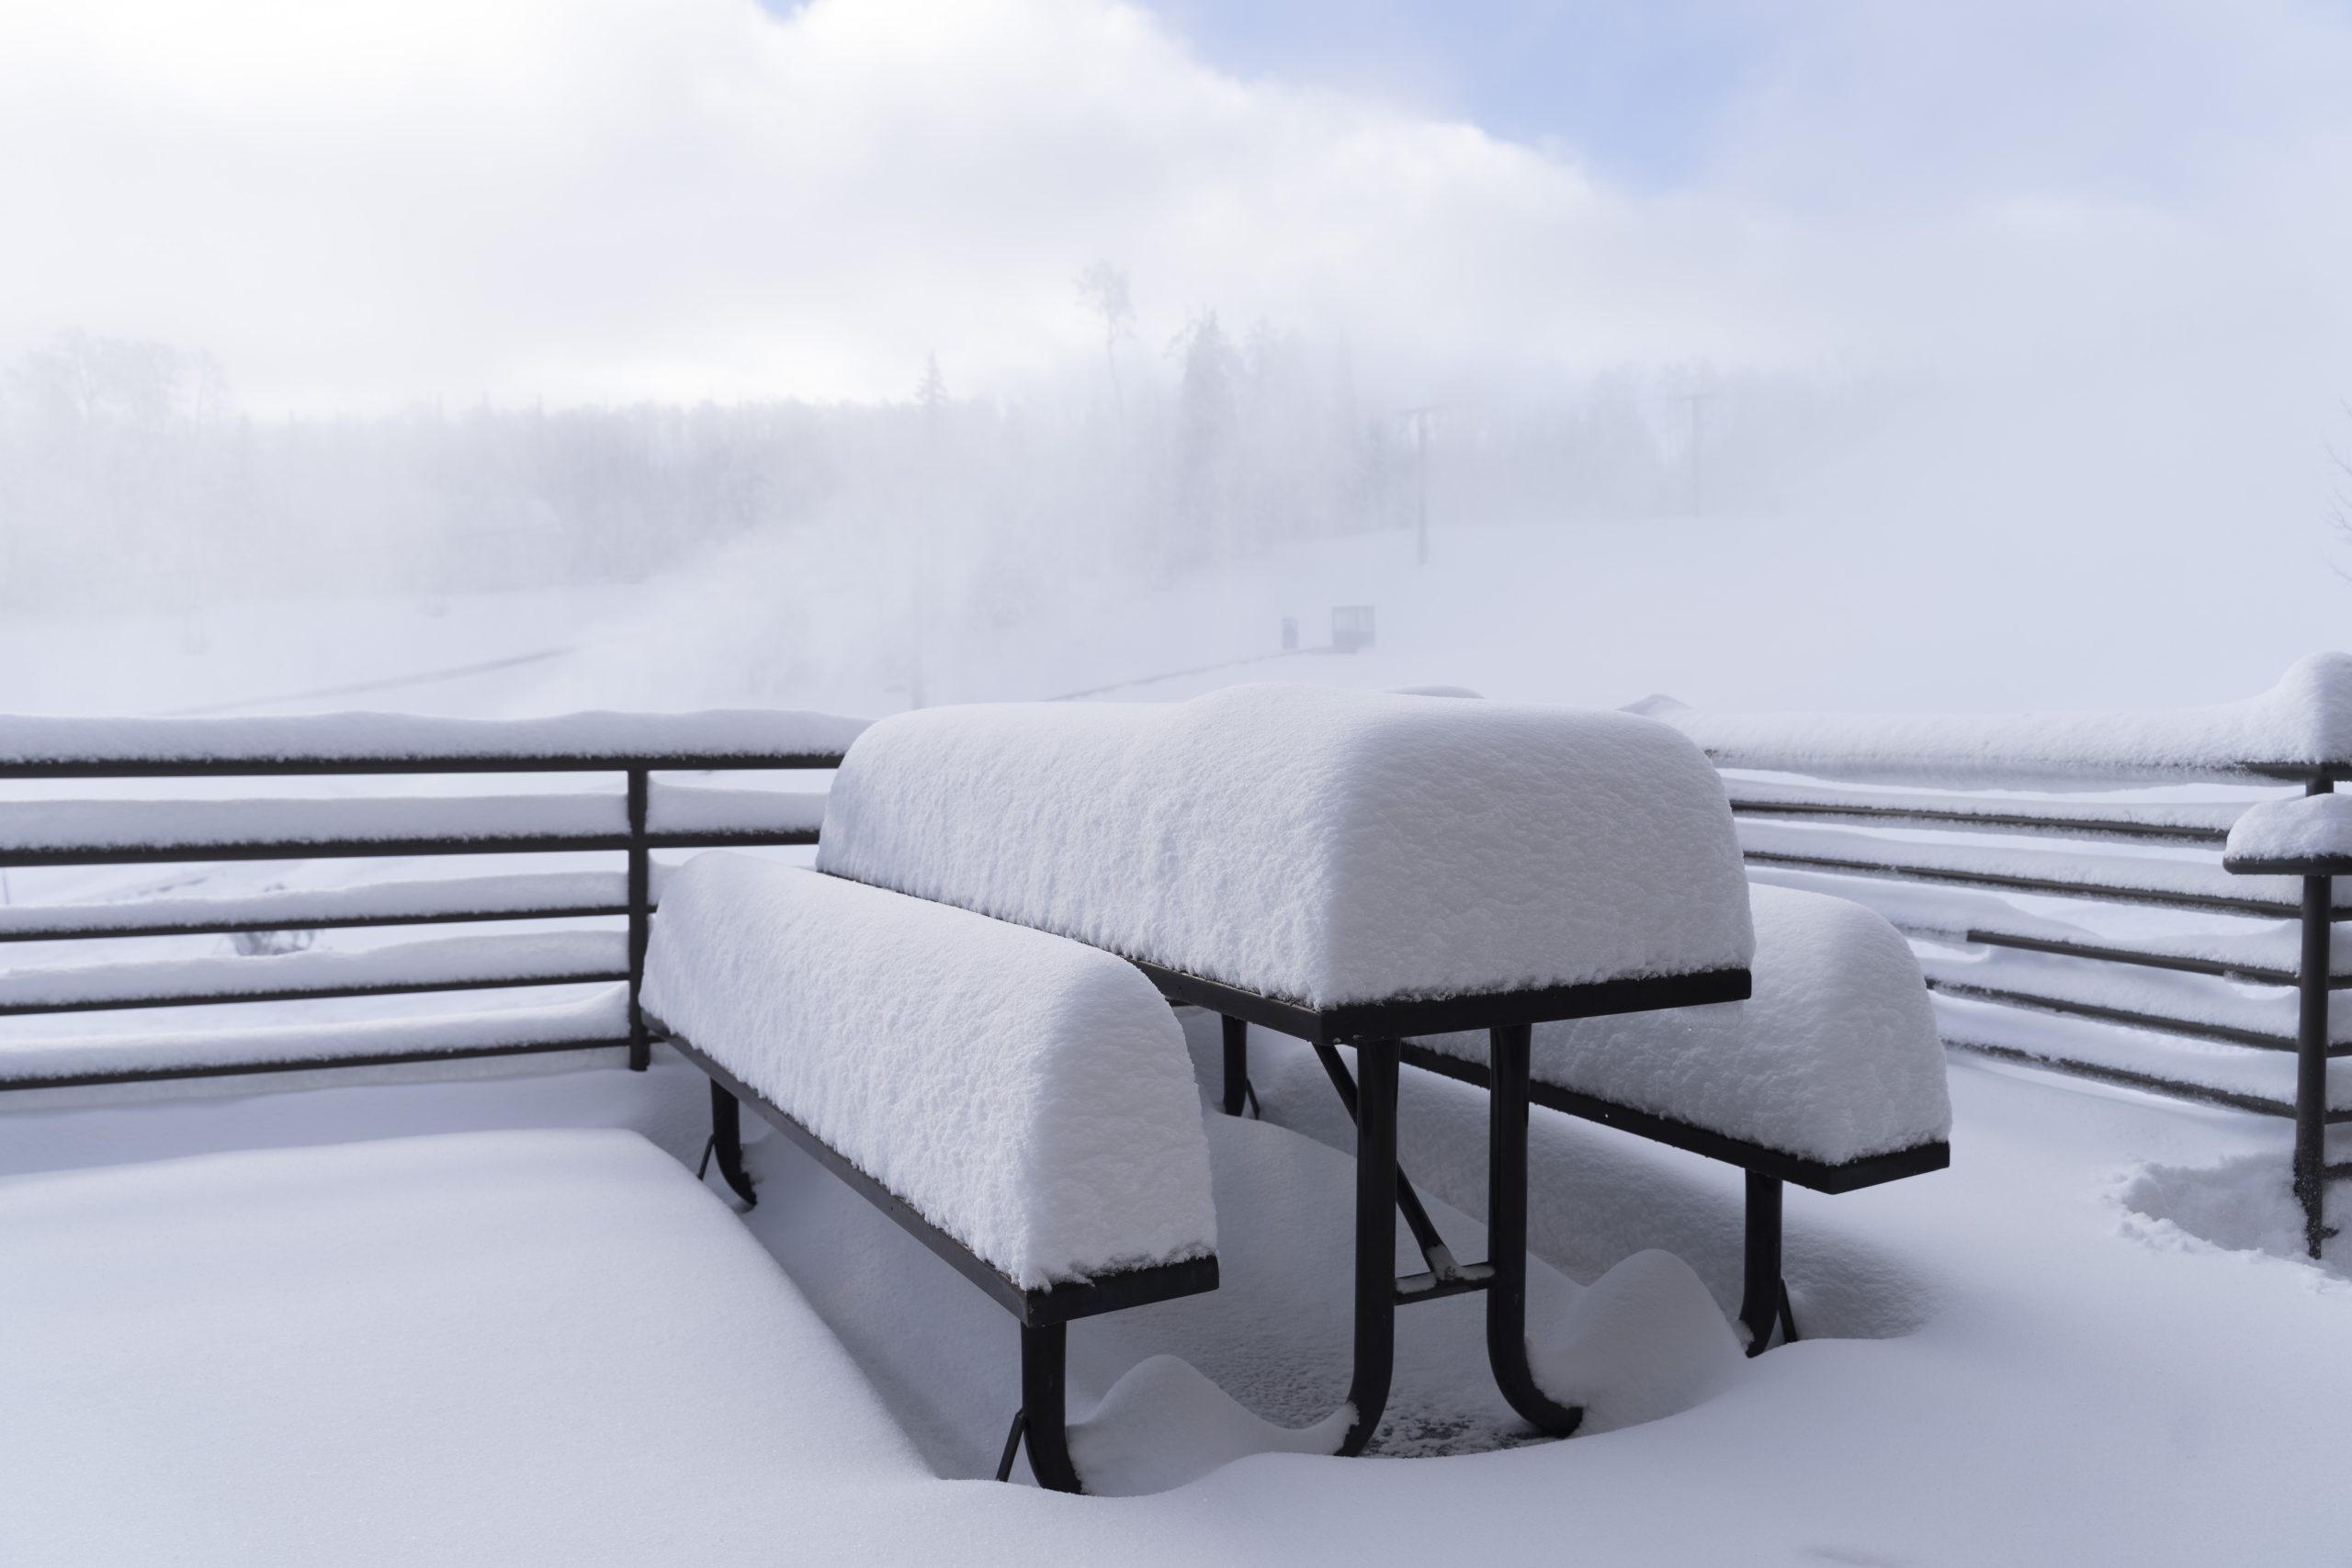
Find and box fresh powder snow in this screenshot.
[816,682,1755,1008]
[640,852,1216,1289]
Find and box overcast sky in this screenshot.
[4,0,2348,416]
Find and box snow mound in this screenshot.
[2224,791,2352,869]
[1526,1248,1747,1432]
[1419,885,1950,1165]
[641,853,1216,1290]
[1068,1356,1352,1496]
[817,683,1753,1008]
[1065,1248,1742,1493]
[2117,1153,2352,1276]
[1638,651,2352,785]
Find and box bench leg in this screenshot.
[1737,1171,1799,1355]
[709,1079,759,1208]
[1484,1023,1585,1437]
[1015,1323,1082,1494]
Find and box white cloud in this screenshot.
[0,0,2346,414]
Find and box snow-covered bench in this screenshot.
[638,852,1220,1494]
[814,684,1756,1450]
[1404,885,1952,1352]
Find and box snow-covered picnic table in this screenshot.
[808,683,1763,1453]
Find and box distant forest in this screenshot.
[0,324,1862,616]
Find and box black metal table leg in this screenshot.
[1222,1013,1250,1117]
[1309,1040,1461,1282]
[710,1078,759,1207]
[1340,1036,1401,1456]
[1736,1170,1786,1355]
[1019,1323,1083,1493]
[1484,1023,1584,1436]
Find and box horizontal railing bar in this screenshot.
[1728,798,2228,844]
[1743,850,2314,919]
[1946,1038,2352,1121]
[0,753,846,781]
[0,829,815,869]
[1921,977,2348,1055]
[0,1035,628,1092]
[0,970,628,1018]
[1954,928,2348,989]
[0,904,632,944]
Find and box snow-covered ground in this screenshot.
[6,519,2352,1560]
[5,511,2346,724]
[4,1025,2348,1565]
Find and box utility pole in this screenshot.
[1401,405,1437,564]
[1675,389,1711,516]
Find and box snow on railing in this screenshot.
[1641,656,2352,1257]
[1633,652,2352,787]
[0,709,868,773]
[0,707,866,1089]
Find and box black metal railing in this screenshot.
[1713,774,2341,1115]
[0,716,854,1090]
[1653,679,2348,1255]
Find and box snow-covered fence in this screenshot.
[0,710,866,1089]
[1639,653,2352,1255]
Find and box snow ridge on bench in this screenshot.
[1418,886,1951,1165]
[641,854,1216,1291]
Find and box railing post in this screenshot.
[2297,779,2334,1258]
[627,766,650,1072]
